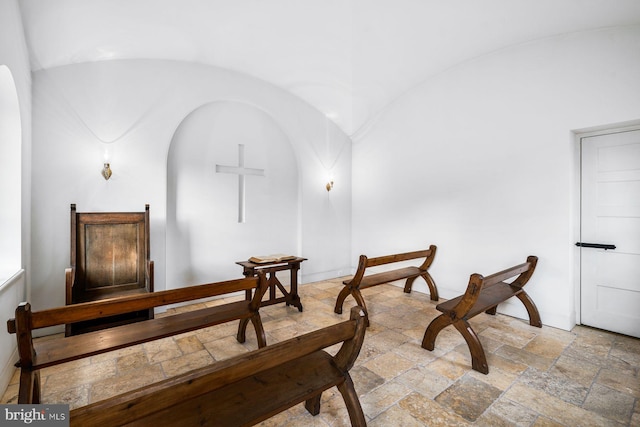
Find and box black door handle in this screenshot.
[575,242,616,250]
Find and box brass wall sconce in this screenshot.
[102,163,112,180]
[326,180,334,191]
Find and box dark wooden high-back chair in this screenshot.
[65,204,154,336]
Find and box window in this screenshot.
[0,65,21,284]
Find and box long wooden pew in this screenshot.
[71,306,369,427]
[7,273,269,404]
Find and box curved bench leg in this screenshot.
[334,286,352,315]
[337,374,367,427]
[335,287,370,326]
[236,318,249,344]
[251,313,267,348]
[404,276,416,293]
[421,272,439,301]
[251,314,267,348]
[421,314,451,351]
[516,290,542,327]
[237,315,267,348]
[453,319,489,374]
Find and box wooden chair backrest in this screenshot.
[68,204,151,304]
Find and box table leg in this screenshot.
[289,263,303,312]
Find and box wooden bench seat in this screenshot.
[421,256,541,374]
[335,245,439,324]
[7,274,269,404]
[70,307,369,427]
[358,266,425,290]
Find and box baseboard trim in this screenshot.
[0,346,18,400]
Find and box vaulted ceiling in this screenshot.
[19,0,640,136]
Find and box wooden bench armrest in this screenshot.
[71,306,367,426]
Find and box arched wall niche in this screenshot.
[166,100,300,289]
[0,64,22,284]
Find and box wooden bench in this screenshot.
[7,273,269,404]
[421,255,541,374]
[334,245,439,324]
[70,306,368,427]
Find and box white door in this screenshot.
[580,129,640,338]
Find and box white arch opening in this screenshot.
[0,65,22,284]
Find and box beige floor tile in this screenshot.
[360,379,413,419]
[362,352,415,381]
[175,334,205,354]
[392,340,440,364]
[43,359,117,396]
[349,365,385,395]
[518,367,589,406]
[524,334,571,359]
[399,391,471,426]
[116,351,149,374]
[495,344,555,371]
[143,337,183,364]
[532,416,566,427]
[468,363,520,391]
[480,325,537,349]
[435,375,502,422]
[368,404,425,427]
[395,365,452,399]
[503,382,622,427]
[426,350,471,380]
[582,383,635,425]
[161,349,215,377]
[596,367,640,398]
[89,364,165,403]
[481,398,539,426]
[549,354,599,388]
[203,335,250,360]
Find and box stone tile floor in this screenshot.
[2,277,639,426]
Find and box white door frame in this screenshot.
[572,119,640,327]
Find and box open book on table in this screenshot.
[248,254,297,264]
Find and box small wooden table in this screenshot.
[236,257,306,312]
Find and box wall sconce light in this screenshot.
[326,180,334,192]
[102,163,112,180]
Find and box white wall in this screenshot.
[0,0,31,398]
[30,59,352,314]
[352,26,640,331]
[167,101,299,287]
